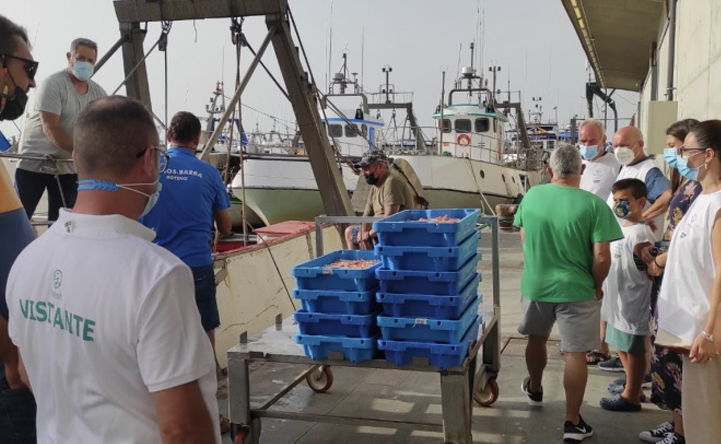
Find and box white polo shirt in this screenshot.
[7,209,220,444]
[580,152,621,199]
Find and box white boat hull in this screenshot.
[232,154,541,224]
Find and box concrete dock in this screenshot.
[219,231,668,443]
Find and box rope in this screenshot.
[159,20,173,142]
[465,157,496,215]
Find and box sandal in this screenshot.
[585,351,610,365]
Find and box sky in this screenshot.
[1,0,638,140]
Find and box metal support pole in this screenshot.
[93,33,129,75]
[119,22,152,110]
[198,25,276,161]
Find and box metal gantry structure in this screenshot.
[112,0,354,218]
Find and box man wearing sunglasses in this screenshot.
[15,38,107,222]
[0,14,38,444]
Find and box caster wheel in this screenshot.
[473,378,499,407]
[306,366,334,393]
[231,426,248,444]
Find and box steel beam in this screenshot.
[266,15,353,218]
[119,22,152,111]
[113,0,287,23]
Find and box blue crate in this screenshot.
[376,231,480,272]
[377,296,480,343]
[292,250,381,291]
[294,310,380,338]
[293,287,378,315]
[376,253,480,295]
[373,209,481,247]
[295,333,379,364]
[377,274,481,319]
[378,316,481,370]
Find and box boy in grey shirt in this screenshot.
[16,37,106,221]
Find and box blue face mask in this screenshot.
[664,148,678,168]
[578,144,598,160]
[72,60,94,81]
[77,179,162,218]
[676,155,699,181]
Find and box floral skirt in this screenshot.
[649,275,683,412]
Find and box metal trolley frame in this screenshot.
[226,216,502,444]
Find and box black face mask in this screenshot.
[0,87,28,121]
[365,173,379,185]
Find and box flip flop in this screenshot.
[586,351,610,365]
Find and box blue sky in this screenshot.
[1,0,638,139]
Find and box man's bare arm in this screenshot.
[0,317,22,388]
[592,242,612,298]
[213,209,232,237]
[150,380,214,444]
[39,111,73,153]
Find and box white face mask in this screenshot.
[615,146,635,165]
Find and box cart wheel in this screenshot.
[306,366,334,393]
[473,378,499,407]
[231,426,248,444]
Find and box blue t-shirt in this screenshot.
[140,147,231,268]
[644,166,671,203]
[0,207,37,383]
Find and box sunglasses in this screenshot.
[0,54,39,80]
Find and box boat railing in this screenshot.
[367,91,414,105]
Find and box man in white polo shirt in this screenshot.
[6,96,220,443]
[579,118,621,199]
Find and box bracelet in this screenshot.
[701,330,714,342]
[654,257,665,269]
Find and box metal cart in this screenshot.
[226,216,502,444]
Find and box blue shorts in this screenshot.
[192,264,220,332]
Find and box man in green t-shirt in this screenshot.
[514,144,622,442]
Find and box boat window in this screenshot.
[547,140,555,150]
[455,119,471,133]
[475,118,490,133]
[361,124,368,138]
[328,124,343,138]
[442,119,452,133]
[345,124,358,138]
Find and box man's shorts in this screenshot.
[606,324,646,354]
[192,264,220,332]
[517,297,600,353]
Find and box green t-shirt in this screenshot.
[514,184,623,303]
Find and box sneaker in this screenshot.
[599,394,642,412]
[521,376,543,407]
[598,356,625,372]
[563,415,594,442]
[658,432,685,444]
[639,421,674,443]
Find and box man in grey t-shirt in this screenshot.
[15,37,106,221]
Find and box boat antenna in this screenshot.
[328,1,333,93]
[361,26,365,89]
[455,43,462,81]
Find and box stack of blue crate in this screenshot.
[291,250,382,364]
[373,209,483,370]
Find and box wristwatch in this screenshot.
[701,330,714,342]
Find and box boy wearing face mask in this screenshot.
[599,178,656,412]
[15,38,107,222]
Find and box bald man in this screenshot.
[606,126,671,232]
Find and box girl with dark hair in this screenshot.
[654,120,721,444]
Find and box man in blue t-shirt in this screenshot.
[140,111,231,358]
